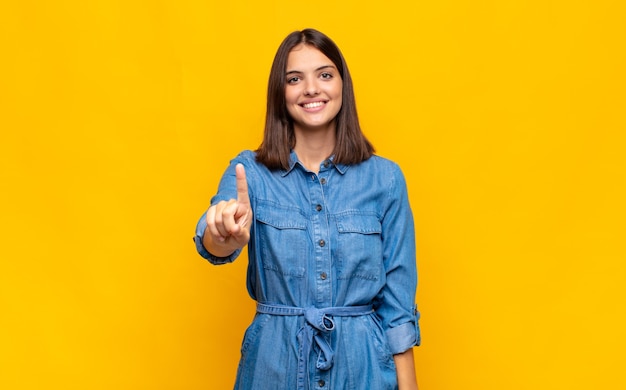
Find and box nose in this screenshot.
[303,79,320,96]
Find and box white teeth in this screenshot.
[303,101,325,109]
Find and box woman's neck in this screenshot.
[293,125,336,174]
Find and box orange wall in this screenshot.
[1,0,625,389]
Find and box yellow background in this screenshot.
[1,0,625,389]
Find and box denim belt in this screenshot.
[256,302,374,390]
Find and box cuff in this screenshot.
[386,306,421,354]
[194,214,240,265]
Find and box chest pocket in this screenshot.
[334,213,383,281]
[255,201,308,277]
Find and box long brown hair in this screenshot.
[255,28,374,170]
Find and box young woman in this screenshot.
[194,28,420,390]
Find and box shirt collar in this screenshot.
[281,150,349,176]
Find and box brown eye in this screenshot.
[287,76,300,84]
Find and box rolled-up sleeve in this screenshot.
[379,164,421,354]
[386,305,421,353]
[193,213,241,264]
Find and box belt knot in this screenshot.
[256,303,373,390]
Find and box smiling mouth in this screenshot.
[301,101,326,109]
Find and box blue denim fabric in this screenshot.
[194,150,420,390]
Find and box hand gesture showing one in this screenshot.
[203,164,253,257]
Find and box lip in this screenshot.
[298,100,328,112]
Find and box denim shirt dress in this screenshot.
[194,150,420,390]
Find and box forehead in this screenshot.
[286,44,335,71]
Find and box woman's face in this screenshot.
[284,44,343,133]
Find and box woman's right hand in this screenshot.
[202,164,253,257]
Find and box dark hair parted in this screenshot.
[255,28,374,170]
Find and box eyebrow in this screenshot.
[285,65,336,76]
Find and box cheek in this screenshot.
[285,88,303,107]
[286,105,297,119]
[333,83,343,100]
[334,89,343,110]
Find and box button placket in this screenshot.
[306,170,332,307]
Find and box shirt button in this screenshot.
[318,379,326,387]
[319,239,325,247]
[316,204,322,212]
[320,178,327,185]
[320,272,327,280]
[323,160,330,168]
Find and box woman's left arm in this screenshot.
[377,163,421,389]
[394,349,418,390]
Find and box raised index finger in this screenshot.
[235,163,250,206]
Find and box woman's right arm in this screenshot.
[199,163,253,258]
